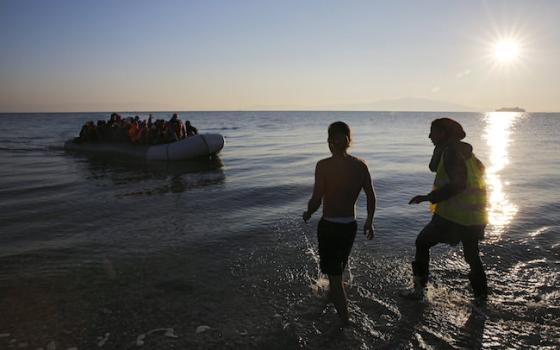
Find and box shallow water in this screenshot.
[0,111,559,349]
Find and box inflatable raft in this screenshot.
[64,134,225,161]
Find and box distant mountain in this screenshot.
[211,96,482,112]
[359,97,480,112]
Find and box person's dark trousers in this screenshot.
[413,215,488,296]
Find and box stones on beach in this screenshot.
[97,333,110,347]
[135,328,178,346]
[236,329,248,336]
[4,337,75,350]
[3,341,65,350]
[164,329,178,339]
[195,325,211,334]
[152,328,178,339]
[136,334,146,346]
[147,328,178,338]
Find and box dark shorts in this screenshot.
[317,218,357,275]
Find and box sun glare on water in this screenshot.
[483,112,521,239]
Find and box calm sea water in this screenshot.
[0,111,558,349]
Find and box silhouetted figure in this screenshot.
[303,121,376,325]
[170,113,186,139]
[79,121,97,142]
[74,113,197,145]
[96,120,107,141]
[185,120,198,137]
[406,118,488,300]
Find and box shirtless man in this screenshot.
[303,121,376,324]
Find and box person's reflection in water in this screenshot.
[406,118,489,301]
[453,303,487,349]
[386,297,428,348]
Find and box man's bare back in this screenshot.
[304,152,375,239]
[316,155,371,218]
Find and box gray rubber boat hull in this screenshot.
[64,134,225,161]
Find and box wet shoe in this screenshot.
[413,274,428,288]
[471,296,489,318]
[473,292,488,306]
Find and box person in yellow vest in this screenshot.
[407,118,488,300]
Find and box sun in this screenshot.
[493,39,520,63]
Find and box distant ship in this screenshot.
[496,106,526,112]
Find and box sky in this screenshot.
[1,0,559,112]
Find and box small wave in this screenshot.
[0,146,51,153]
[47,144,66,151]
[219,126,240,130]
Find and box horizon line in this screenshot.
[1,109,557,114]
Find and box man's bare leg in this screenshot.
[328,274,349,324]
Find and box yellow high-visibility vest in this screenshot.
[429,152,488,226]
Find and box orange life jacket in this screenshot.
[128,122,140,140]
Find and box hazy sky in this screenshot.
[1,0,559,112]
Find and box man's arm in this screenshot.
[303,162,324,222]
[362,164,376,240]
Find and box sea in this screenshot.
[0,111,558,349]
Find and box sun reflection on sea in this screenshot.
[483,112,521,239]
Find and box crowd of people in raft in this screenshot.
[77,113,198,145]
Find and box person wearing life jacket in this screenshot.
[407,118,488,300]
[79,121,97,142]
[170,114,186,140]
[79,122,89,142]
[185,120,198,137]
[128,119,140,143]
